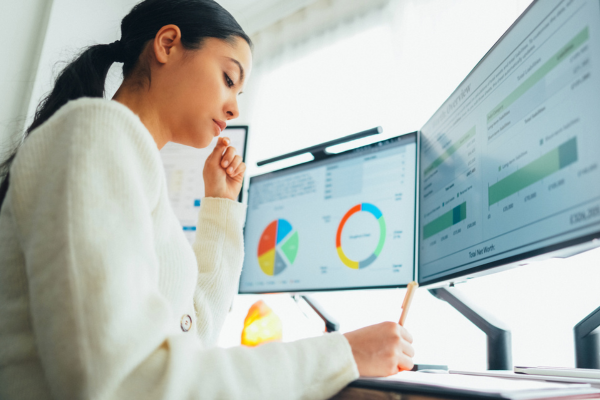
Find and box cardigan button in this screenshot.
[181,314,192,332]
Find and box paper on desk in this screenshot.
[359,371,599,399]
[451,369,600,388]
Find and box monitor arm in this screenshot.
[574,305,600,369]
[429,287,512,370]
[293,294,340,333]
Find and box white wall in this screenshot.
[0,0,146,156]
[387,0,533,136]
[26,0,141,123]
[0,0,52,150]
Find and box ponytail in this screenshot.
[0,0,251,209]
[29,42,124,134]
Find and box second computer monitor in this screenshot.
[239,133,417,293]
[418,0,600,285]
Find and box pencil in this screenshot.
[399,281,418,326]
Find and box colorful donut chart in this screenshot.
[335,203,386,269]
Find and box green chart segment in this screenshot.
[424,126,476,177]
[423,202,467,240]
[488,137,578,206]
[487,27,589,123]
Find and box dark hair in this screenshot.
[0,0,251,208]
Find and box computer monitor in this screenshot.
[161,125,248,244]
[239,133,417,294]
[418,0,600,286]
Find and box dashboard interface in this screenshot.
[240,134,416,293]
[419,0,600,284]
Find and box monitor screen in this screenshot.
[161,126,248,244]
[418,0,600,285]
[239,133,417,293]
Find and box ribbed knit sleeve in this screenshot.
[6,98,359,400]
[192,197,246,347]
[10,100,168,399]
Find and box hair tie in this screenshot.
[108,40,126,63]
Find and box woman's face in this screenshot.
[152,35,252,148]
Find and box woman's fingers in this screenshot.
[399,325,413,344]
[208,137,230,164]
[228,155,244,177]
[394,327,415,371]
[397,352,415,372]
[221,146,237,169]
[401,339,415,358]
[236,159,247,176]
[202,136,246,201]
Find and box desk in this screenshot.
[331,386,449,399]
[330,385,600,400]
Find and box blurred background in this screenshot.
[2,0,599,370]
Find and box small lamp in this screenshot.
[241,300,283,347]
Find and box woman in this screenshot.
[0,0,415,399]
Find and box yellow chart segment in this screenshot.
[258,248,276,275]
[336,247,359,269]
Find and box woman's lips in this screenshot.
[213,119,226,135]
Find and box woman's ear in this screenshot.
[153,24,183,64]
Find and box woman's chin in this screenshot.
[180,133,214,149]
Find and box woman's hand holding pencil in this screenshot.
[343,282,418,377]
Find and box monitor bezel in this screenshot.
[239,131,418,294]
[224,125,249,203]
[416,0,600,287]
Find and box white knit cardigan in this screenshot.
[0,98,359,400]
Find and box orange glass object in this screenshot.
[241,300,283,347]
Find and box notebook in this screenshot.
[353,371,600,399]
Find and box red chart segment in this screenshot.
[258,220,277,257]
[335,204,361,248]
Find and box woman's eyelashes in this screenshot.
[224,73,235,88]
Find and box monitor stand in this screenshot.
[429,287,513,370]
[292,294,340,333]
[574,305,600,369]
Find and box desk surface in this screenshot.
[330,386,600,400]
[331,386,447,399]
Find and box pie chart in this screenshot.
[336,203,386,269]
[257,219,299,276]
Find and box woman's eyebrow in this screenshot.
[227,57,244,82]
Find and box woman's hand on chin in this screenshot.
[203,137,246,201]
